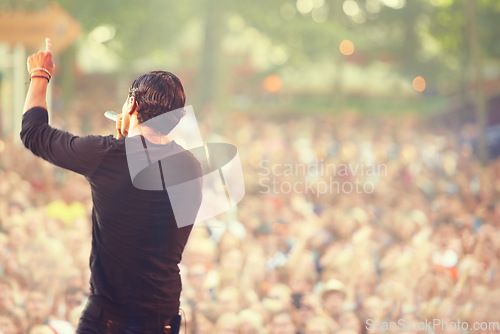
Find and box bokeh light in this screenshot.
[263,74,283,94]
[382,0,406,9]
[296,0,314,14]
[343,0,361,17]
[88,25,115,43]
[312,6,329,23]
[269,46,288,65]
[339,40,355,56]
[412,76,426,92]
[429,0,453,7]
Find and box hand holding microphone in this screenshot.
[104,111,120,122]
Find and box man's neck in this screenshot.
[128,120,171,145]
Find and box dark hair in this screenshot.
[128,71,186,124]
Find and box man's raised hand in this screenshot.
[27,37,55,79]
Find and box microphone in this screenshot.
[104,111,120,122]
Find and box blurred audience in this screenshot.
[1,109,499,334]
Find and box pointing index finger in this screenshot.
[45,38,53,54]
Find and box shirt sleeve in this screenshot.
[20,107,112,177]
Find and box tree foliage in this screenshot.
[2,0,499,97]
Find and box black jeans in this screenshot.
[76,300,181,334]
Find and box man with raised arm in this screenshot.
[21,38,202,334]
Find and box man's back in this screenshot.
[21,107,202,320]
[87,136,201,316]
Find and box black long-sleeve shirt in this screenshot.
[21,107,202,317]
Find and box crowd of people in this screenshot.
[1,105,499,334]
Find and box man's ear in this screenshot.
[127,96,138,115]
